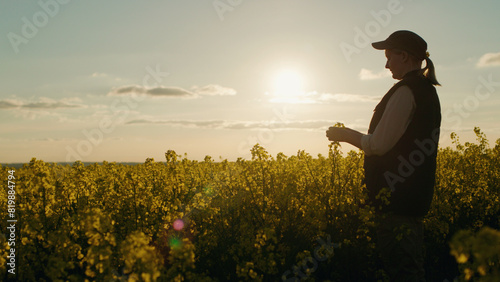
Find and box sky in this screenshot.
[1,0,500,163]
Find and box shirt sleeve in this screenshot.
[361,85,416,156]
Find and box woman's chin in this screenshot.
[392,73,402,80]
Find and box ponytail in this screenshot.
[423,57,440,86]
[392,48,440,86]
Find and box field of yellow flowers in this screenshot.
[1,128,499,281]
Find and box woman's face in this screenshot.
[385,49,406,80]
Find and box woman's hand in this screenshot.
[326,126,364,150]
[326,127,347,142]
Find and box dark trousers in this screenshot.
[375,213,425,282]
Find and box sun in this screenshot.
[272,69,305,101]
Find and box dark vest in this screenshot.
[364,70,441,217]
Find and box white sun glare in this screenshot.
[271,69,306,103]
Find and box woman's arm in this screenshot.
[326,127,364,149]
[326,85,415,155]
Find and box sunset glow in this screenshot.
[1,1,499,163]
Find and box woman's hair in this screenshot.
[389,49,441,86]
[422,57,440,86]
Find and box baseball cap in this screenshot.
[372,30,428,60]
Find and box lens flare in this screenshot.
[204,185,214,196]
[169,237,182,250]
[173,219,184,231]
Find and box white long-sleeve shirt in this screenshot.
[361,85,416,156]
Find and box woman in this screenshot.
[326,30,441,281]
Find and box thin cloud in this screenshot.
[224,120,334,130]
[90,72,123,82]
[359,68,391,80]
[191,84,236,96]
[127,119,226,128]
[147,87,195,97]
[28,137,66,142]
[91,72,108,78]
[316,93,380,103]
[108,84,236,98]
[0,98,84,109]
[476,52,500,67]
[0,100,22,109]
[108,85,196,98]
[23,101,82,109]
[126,118,338,131]
[268,91,379,104]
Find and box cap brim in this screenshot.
[371,41,391,50]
